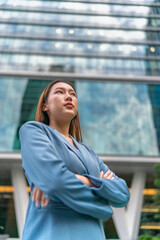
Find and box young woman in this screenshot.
[19,80,130,240]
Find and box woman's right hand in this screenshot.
[75,174,96,187]
[32,186,50,207]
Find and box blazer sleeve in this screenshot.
[19,121,113,220]
[83,146,130,208]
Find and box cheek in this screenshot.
[47,96,61,109]
[74,99,78,110]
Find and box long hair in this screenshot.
[35,80,82,142]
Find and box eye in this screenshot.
[70,92,76,97]
[56,90,63,94]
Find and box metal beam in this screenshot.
[0,49,160,61]
[0,33,160,46]
[0,6,160,19]
[1,0,160,7]
[1,152,160,162]
[63,0,160,6]
[0,19,159,32]
[0,151,159,174]
[0,71,160,84]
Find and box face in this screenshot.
[43,82,78,123]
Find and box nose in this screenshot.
[65,93,72,101]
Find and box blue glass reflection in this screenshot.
[0,0,157,16]
[0,78,28,151]
[76,81,159,155]
[1,23,160,41]
[0,53,160,76]
[0,10,157,27]
[0,78,159,156]
[0,38,159,56]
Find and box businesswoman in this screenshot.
[19,80,130,240]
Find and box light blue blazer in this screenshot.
[19,121,130,240]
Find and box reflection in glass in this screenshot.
[1,38,159,57]
[1,78,160,156]
[76,81,158,155]
[1,24,160,41]
[0,10,156,27]
[0,1,157,16]
[0,53,160,76]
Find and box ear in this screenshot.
[42,103,48,112]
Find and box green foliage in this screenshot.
[138,234,160,240]
[138,234,153,240]
[152,234,160,240]
[153,164,160,221]
[154,179,160,188]
[154,164,160,187]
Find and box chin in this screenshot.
[63,112,76,121]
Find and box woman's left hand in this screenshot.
[100,170,114,180]
[32,186,50,207]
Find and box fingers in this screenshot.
[32,186,37,201]
[41,192,50,207]
[32,187,50,207]
[103,170,114,180]
[41,192,45,207]
[44,198,50,206]
[35,188,42,206]
[100,171,104,178]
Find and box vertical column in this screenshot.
[112,207,129,240]
[126,172,146,240]
[11,165,29,238]
[112,172,146,240]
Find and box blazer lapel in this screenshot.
[57,133,89,174]
[45,125,90,174]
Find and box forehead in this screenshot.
[51,82,75,91]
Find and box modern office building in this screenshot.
[0,0,160,239]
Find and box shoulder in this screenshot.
[19,120,43,131]
[19,121,48,138]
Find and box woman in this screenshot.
[19,80,130,240]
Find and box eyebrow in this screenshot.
[54,87,76,92]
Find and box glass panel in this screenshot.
[0,38,159,57]
[0,1,159,16]
[0,54,160,76]
[1,78,160,156]
[0,24,160,41]
[0,171,18,238]
[0,10,159,27]
[0,0,158,6]
[76,81,159,155]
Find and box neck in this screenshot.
[49,119,70,138]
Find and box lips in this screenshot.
[64,103,74,108]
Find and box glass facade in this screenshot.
[0,1,159,75]
[1,78,160,156]
[0,0,160,238]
